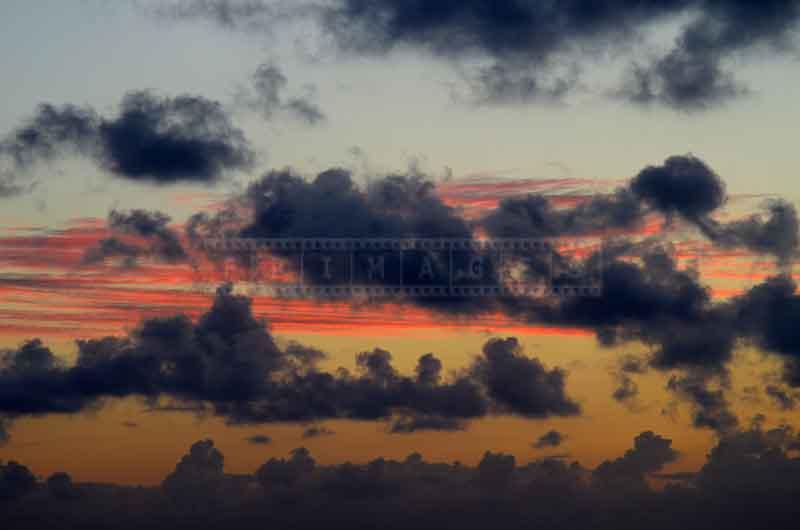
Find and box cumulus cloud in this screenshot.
[593,431,679,488]
[0,286,579,442]
[6,429,799,527]
[0,91,254,193]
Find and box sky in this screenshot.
[1,1,800,528]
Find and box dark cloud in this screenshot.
[621,50,744,110]
[471,338,580,417]
[161,2,800,109]
[0,460,36,502]
[0,460,37,501]
[630,155,726,223]
[46,472,79,500]
[0,91,254,192]
[84,209,188,265]
[533,430,566,449]
[236,167,496,314]
[5,429,800,527]
[98,92,254,182]
[482,187,643,238]
[667,372,739,434]
[483,154,797,263]
[622,1,800,109]
[612,355,648,405]
[245,434,272,445]
[593,431,679,488]
[162,439,226,508]
[0,287,578,442]
[733,275,800,386]
[707,199,800,266]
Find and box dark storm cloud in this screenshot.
[84,209,189,265]
[236,63,326,124]
[0,92,254,192]
[0,286,579,442]
[533,430,566,449]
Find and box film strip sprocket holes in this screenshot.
[191,238,603,298]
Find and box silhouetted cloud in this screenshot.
[0,287,579,442]
[630,155,726,223]
[0,460,37,501]
[593,431,679,488]
[0,92,254,192]
[8,429,799,528]
[533,430,566,449]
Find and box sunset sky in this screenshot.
[1,3,800,528]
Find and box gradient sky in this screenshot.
[1,0,800,490]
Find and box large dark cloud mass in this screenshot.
[182,154,800,434]
[158,1,800,110]
[0,286,579,442]
[3,428,800,529]
[0,91,254,191]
